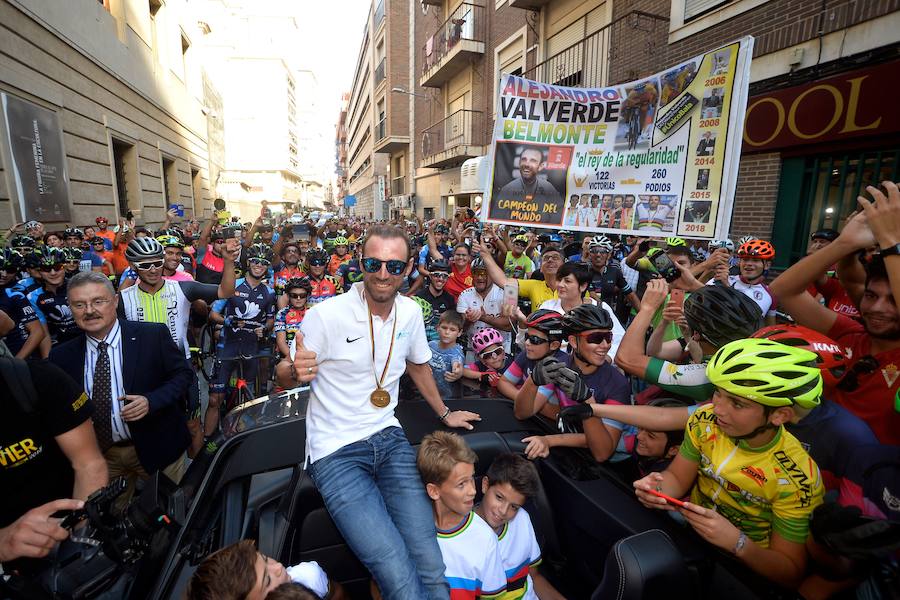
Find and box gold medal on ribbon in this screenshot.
[368,299,398,409]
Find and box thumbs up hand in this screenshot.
[292,331,319,383]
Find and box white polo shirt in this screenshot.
[295,282,432,463]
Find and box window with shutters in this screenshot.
[684,0,729,21]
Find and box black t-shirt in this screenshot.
[416,286,456,340]
[0,359,91,529]
[35,283,80,345]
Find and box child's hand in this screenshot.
[522,436,550,459]
[444,362,463,382]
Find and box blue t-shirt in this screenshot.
[428,340,465,400]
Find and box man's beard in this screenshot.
[364,275,401,304]
[863,312,900,340]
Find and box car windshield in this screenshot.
[221,386,309,438]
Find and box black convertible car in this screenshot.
[19,388,801,600]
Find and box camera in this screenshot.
[2,475,185,600]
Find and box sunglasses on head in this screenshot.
[579,331,613,344]
[525,334,549,345]
[248,258,271,266]
[836,355,878,392]
[39,263,64,272]
[134,259,164,271]
[289,292,308,300]
[362,257,407,275]
[480,346,504,360]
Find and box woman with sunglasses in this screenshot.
[518,304,632,465]
[275,277,311,359]
[303,248,343,306]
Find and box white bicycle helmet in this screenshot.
[588,235,614,253]
[125,237,164,262]
[708,238,735,252]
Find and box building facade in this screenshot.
[0,0,216,231]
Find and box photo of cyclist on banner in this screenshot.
[488,142,568,223]
[616,79,660,150]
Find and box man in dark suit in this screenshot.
[50,272,192,498]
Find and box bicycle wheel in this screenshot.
[198,323,217,382]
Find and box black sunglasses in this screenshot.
[579,331,613,344]
[248,258,271,266]
[39,263,64,272]
[836,355,878,392]
[362,257,407,275]
[289,292,308,300]
[308,258,328,267]
[525,334,549,345]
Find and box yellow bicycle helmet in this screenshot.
[706,339,822,409]
[665,236,687,248]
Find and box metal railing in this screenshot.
[376,117,386,141]
[391,176,406,196]
[523,11,669,87]
[422,3,484,74]
[374,57,386,86]
[422,109,484,158]
[374,0,384,25]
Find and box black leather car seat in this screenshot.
[592,529,693,600]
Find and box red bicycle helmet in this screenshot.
[751,324,847,389]
[737,239,775,260]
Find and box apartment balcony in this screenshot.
[373,113,410,154]
[374,0,385,27]
[374,57,386,87]
[508,0,551,9]
[522,11,669,88]
[421,109,486,169]
[390,176,406,197]
[420,3,485,88]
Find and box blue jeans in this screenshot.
[308,427,449,600]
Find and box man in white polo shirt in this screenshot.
[288,224,480,600]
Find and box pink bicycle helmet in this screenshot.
[471,328,504,354]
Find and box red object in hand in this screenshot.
[646,488,687,508]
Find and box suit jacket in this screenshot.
[50,319,192,474]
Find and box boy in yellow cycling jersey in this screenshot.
[634,338,824,589]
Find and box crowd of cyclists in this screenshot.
[2,181,899,598]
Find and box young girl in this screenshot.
[274,277,311,358]
[463,328,513,397]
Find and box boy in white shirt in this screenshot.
[475,453,565,600]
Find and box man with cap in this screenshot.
[94,217,115,250]
[415,260,456,342]
[806,229,858,318]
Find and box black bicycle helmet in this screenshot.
[61,246,83,262]
[524,309,565,340]
[38,246,65,266]
[470,256,487,271]
[682,285,764,348]
[430,260,450,273]
[561,304,614,335]
[811,229,839,242]
[284,277,313,295]
[1,248,24,271]
[246,242,273,262]
[63,227,84,240]
[125,237,164,262]
[10,235,35,251]
[306,248,329,263]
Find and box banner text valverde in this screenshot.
[503,121,608,145]
[501,76,621,102]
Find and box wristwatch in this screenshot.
[879,243,900,257]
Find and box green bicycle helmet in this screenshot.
[38,246,66,267]
[706,338,823,409]
[333,236,349,247]
[665,236,687,248]
[411,296,433,323]
[156,234,184,250]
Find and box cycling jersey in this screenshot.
[78,252,103,273]
[680,404,824,547]
[495,507,542,600]
[336,259,364,292]
[327,253,350,276]
[196,245,225,284]
[501,348,567,395]
[437,512,507,600]
[33,283,79,344]
[164,270,194,282]
[588,263,632,319]
[0,291,38,355]
[418,243,452,268]
[721,275,777,319]
[306,275,342,305]
[644,358,714,402]
[274,306,306,347]
[272,264,305,296]
[119,280,220,357]
[517,279,557,308]
[503,252,534,279]
[211,277,276,356]
[827,313,900,446]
